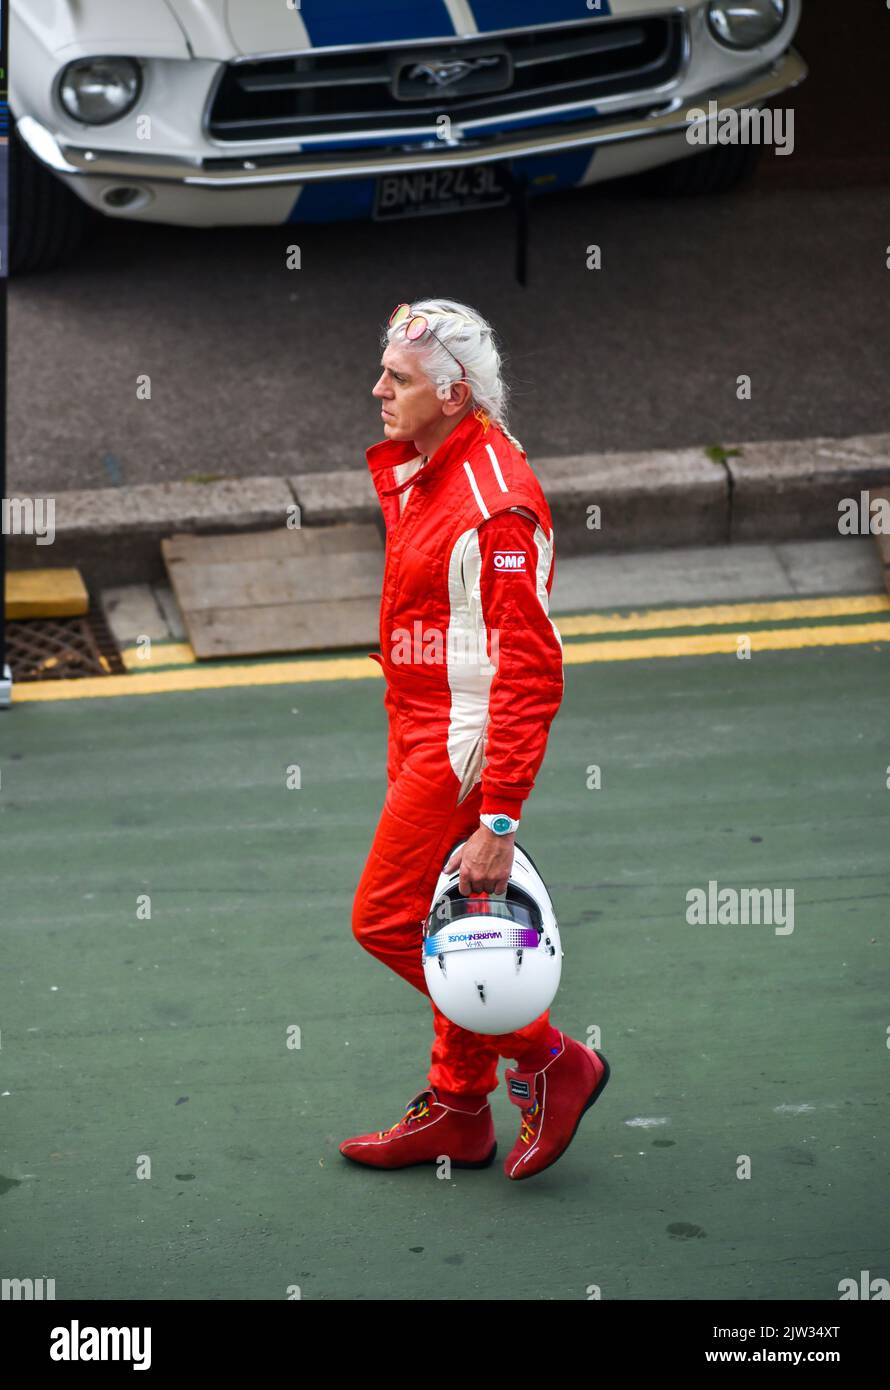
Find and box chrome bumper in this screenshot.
[19,47,806,190]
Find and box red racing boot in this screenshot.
[503,1032,610,1181]
[339,1087,497,1170]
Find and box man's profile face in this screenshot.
[372,342,448,443]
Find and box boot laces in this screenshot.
[520,1098,541,1145]
[378,1094,431,1139]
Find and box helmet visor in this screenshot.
[425,883,543,937]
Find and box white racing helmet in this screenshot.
[422,840,563,1034]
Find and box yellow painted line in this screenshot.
[120,642,195,670]
[11,621,889,702]
[563,622,890,665]
[13,654,380,701]
[556,593,890,637]
[5,568,89,619]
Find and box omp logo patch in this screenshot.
[508,1078,532,1101]
[493,551,526,570]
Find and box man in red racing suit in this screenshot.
[341,301,610,1180]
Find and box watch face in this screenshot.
[492,816,512,834]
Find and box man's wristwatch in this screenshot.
[480,813,520,836]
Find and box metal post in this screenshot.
[511,169,530,289]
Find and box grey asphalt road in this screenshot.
[8,176,890,497]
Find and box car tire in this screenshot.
[9,122,94,274]
[636,141,763,197]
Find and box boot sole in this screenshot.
[341,1140,498,1171]
[507,1049,611,1182]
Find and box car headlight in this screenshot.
[707,1,787,50]
[59,57,142,125]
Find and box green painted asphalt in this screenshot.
[1,642,888,1300]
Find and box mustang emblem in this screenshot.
[407,56,502,89]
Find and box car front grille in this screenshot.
[207,16,685,144]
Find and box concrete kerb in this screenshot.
[291,468,379,528]
[726,435,890,541]
[5,476,297,590]
[5,435,890,590]
[533,447,729,551]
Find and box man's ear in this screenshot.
[442,381,473,416]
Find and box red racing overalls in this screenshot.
[352,407,565,1096]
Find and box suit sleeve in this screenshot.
[472,508,564,819]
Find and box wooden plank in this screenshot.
[165,551,383,612]
[5,568,89,619]
[185,599,381,659]
[161,524,385,660]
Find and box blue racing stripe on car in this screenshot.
[298,0,457,47]
[286,180,378,223]
[468,0,612,29]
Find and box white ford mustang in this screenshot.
[9,0,805,271]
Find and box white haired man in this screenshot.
[340,299,610,1181]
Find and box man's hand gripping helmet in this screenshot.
[422,841,563,1033]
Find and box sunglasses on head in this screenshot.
[388,303,468,383]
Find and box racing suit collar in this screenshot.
[367,408,488,498]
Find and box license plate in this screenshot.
[373,165,511,220]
